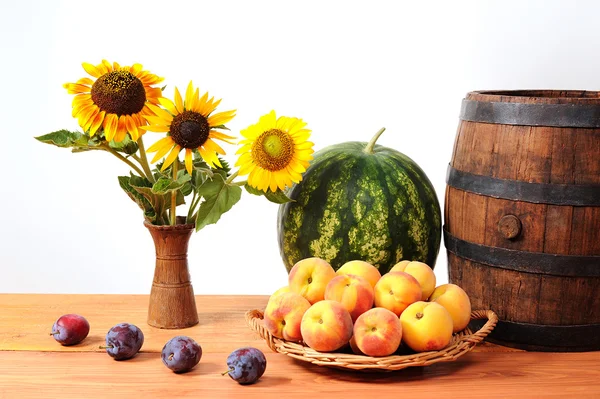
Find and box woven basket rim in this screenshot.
[246,308,498,371]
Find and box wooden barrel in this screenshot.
[445,90,600,352]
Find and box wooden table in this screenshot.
[0,294,598,398]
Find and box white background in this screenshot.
[1,0,598,295]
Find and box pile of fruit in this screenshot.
[263,257,471,357]
[50,315,266,384]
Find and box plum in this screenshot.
[50,314,90,346]
[161,336,202,373]
[224,347,267,384]
[102,323,144,360]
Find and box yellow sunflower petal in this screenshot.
[238,161,255,176]
[89,111,105,137]
[113,117,128,142]
[174,87,184,113]
[140,124,171,132]
[72,94,91,105]
[207,110,236,127]
[161,146,181,171]
[147,103,174,123]
[101,59,113,73]
[210,130,236,144]
[158,97,178,115]
[194,91,210,115]
[77,105,99,129]
[64,83,91,95]
[82,62,102,78]
[151,139,176,163]
[113,61,121,70]
[184,81,195,109]
[188,88,200,113]
[148,136,175,152]
[103,114,119,141]
[185,149,193,175]
[204,139,226,155]
[83,108,99,132]
[73,102,94,118]
[268,172,278,193]
[142,114,168,126]
[130,63,143,75]
[75,77,94,86]
[125,115,140,141]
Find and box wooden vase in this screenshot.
[144,217,199,329]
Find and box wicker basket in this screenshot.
[246,308,498,371]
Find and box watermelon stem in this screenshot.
[364,128,386,154]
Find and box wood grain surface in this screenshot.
[1,294,599,398]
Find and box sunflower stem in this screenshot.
[233,180,247,186]
[104,146,147,178]
[225,170,239,184]
[186,191,198,223]
[364,127,386,154]
[136,137,155,183]
[170,161,178,226]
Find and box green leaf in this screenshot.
[118,175,155,221]
[151,174,191,194]
[264,189,294,204]
[195,174,242,231]
[129,174,157,207]
[244,184,264,196]
[36,130,89,148]
[244,184,294,204]
[216,156,231,175]
[109,135,139,155]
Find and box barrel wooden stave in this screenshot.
[446,90,600,351]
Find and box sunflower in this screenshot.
[64,60,163,142]
[235,110,314,192]
[143,82,236,174]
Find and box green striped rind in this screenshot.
[277,142,441,274]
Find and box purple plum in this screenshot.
[102,323,144,360]
[161,336,202,373]
[224,347,267,384]
[50,314,90,346]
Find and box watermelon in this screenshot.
[277,128,441,274]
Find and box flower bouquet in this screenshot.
[36,60,314,328]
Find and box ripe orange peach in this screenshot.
[400,301,453,352]
[353,307,402,357]
[324,274,374,322]
[289,257,336,304]
[390,261,436,300]
[336,260,381,288]
[300,300,353,352]
[373,271,422,316]
[429,284,472,333]
[263,292,311,342]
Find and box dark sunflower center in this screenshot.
[170,111,210,148]
[251,129,294,171]
[91,70,146,116]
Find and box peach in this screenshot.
[349,335,365,355]
[263,292,311,342]
[336,260,381,288]
[373,271,422,316]
[289,257,336,304]
[300,300,353,352]
[400,301,453,352]
[266,285,291,306]
[353,307,402,357]
[429,284,472,333]
[324,274,374,321]
[390,261,436,300]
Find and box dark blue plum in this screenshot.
[50,314,90,346]
[225,347,267,384]
[103,323,144,360]
[161,336,202,373]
